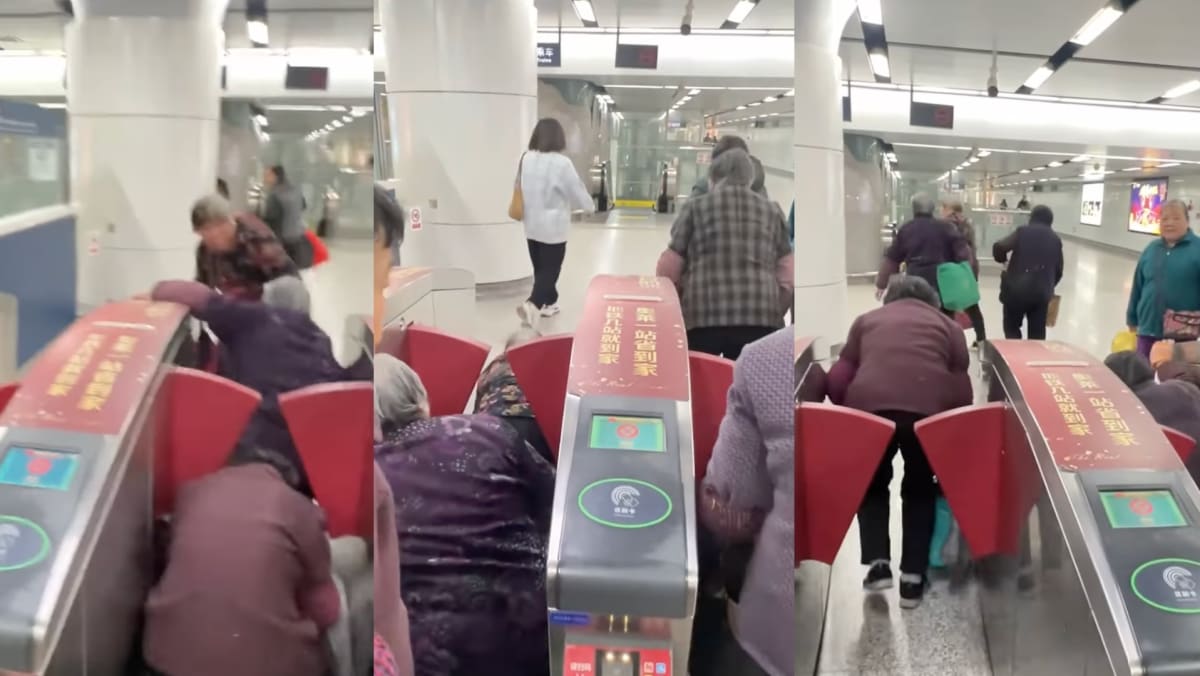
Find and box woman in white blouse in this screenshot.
[516,118,595,321]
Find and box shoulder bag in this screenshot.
[508,152,526,221]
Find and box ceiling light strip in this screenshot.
[572,0,599,28]
[859,9,891,84]
[720,0,759,29]
[1015,0,1142,94]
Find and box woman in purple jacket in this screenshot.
[827,275,972,609]
[698,327,793,676]
[374,355,555,676]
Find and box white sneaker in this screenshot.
[540,303,561,317]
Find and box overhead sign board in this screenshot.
[537,42,561,67]
[910,101,955,129]
[615,43,659,70]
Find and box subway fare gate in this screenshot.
[918,340,1200,675]
[0,301,268,676]
[532,276,698,676]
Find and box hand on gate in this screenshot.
[874,287,885,301]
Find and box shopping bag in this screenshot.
[1046,295,1061,328]
[306,230,330,267]
[936,261,981,312]
[1111,329,1138,354]
[929,496,955,569]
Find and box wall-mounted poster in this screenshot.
[1129,178,1169,235]
[1080,183,1104,226]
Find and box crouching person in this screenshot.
[143,446,340,676]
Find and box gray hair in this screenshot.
[1164,198,1190,223]
[708,148,756,189]
[190,193,234,230]
[374,354,429,428]
[883,274,941,308]
[912,193,936,218]
[262,276,311,315]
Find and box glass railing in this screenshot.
[0,99,69,220]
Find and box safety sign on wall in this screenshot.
[409,207,422,232]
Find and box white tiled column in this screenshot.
[382,0,538,285]
[794,0,857,357]
[67,0,227,311]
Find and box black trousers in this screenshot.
[857,411,938,576]
[1002,298,1049,340]
[687,326,776,361]
[503,416,554,465]
[963,303,986,342]
[526,239,566,308]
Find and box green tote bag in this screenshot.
[937,261,981,311]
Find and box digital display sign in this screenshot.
[1100,490,1187,529]
[0,446,79,491]
[615,44,659,70]
[284,66,330,91]
[589,415,665,452]
[1080,182,1104,226]
[910,101,955,129]
[1130,178,1169,235]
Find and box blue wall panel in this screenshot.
[0,217,77,364]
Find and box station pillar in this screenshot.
[65,1,226,311]
[794,0,857,357]
[381,0,537,285]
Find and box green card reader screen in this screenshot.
[1100,490,1188,529]
[589,415,665,453]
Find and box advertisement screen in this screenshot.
[1100,490,1188,529]
[589,415,666,452]
[1129,178,1169,235]
[1080,183,1104,226]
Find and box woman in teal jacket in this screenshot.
[1126,200,1200,357]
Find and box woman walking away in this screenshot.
[942,200,986,345]
[993,205,1063,340]
[1126,199,1200,357]
[515,118,595,322]
[826,276,972,609]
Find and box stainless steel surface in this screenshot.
[795,338,829,676]
[0,325,187,675]
[795,561,829,676]
[0,292,15,380]
[985,348,1141,676]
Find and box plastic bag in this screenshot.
[1111,329,1138,354]
[306,230,330,267]
[929,496,961,569]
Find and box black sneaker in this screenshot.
[899,576,928,609]
[863,562,894,591]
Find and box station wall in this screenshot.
[1002,180,1200,255]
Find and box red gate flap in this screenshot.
[280,382,374,538]
[689,352,733,481]
[915,404,1007,558]
[157,367,261,516]
[386,323,490,417]
[0,381,16,416]
[508,334,573,461]
[1162,425,1196,464]
[798,403,895,565]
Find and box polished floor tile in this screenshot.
[310,237,372,359]
[468,210,673,351]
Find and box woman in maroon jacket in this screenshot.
[826,275,972,609]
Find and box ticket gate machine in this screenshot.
[513,276,699,676]
[916,340,1200,675]
[0,301,194,675]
